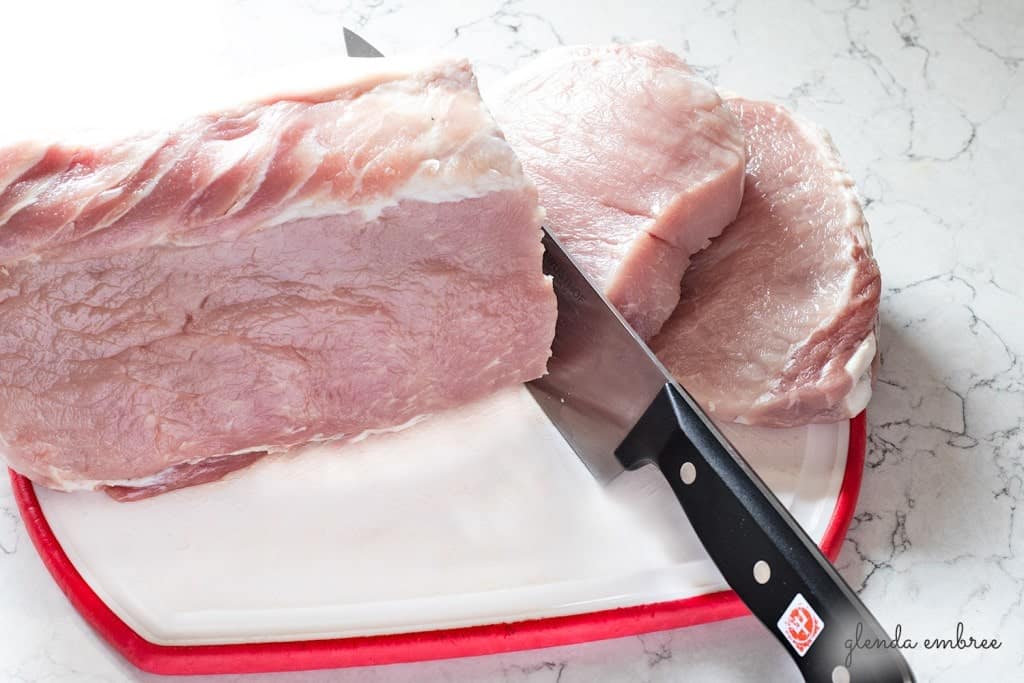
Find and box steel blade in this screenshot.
[343,28,384,58]
[526,228,677,482]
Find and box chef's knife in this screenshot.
[344,29,915,683]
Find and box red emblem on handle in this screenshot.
[777,594,824,656]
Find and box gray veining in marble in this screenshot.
[1,0,1022,680]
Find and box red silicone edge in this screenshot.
[9,411,866,676]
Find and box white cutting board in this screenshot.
[35,386,848,646]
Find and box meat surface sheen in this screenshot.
[651,98,880,427]
[490,43,746,339]
[0,56,557,495]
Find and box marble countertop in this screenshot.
[1,0,1022,680]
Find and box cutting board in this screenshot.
[11,385,864,674]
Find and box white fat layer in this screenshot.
[266,159,522,226]
[40,467,182,493]
[746,330,876,419]
[842,367,874,417]
[347,414,430,445]
[18,413,433,493]
[841,333,876,415]
[219,412,431,454]
[843,333,876,385]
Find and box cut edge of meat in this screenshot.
[603,232,690,341]
[602,152,747,340]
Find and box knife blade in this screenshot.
[343,27,384,58]
[526,228,671,483]
[344,29,915,683]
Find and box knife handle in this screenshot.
[617,383,915,683]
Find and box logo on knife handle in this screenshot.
[778,593,824,657]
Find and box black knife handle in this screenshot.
[617,383,915,683]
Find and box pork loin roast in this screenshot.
[0,56,557,496]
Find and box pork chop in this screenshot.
[650,98,880,426]
[490,43,746,339]
[0,56,557,496]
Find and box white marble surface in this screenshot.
[1,0,1022,680]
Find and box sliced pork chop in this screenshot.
[651,98,880,427]
[0,56,557,497]
[490,43,746,339]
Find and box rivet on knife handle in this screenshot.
[617,383,916,683]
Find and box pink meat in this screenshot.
[0,56,557,496]
[490,43,746,339]
[651,98,880,427]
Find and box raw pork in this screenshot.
[0,56,557,496]
[490,43,746,339]
[651,98,880,426]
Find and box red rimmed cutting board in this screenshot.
[10,386,864,675]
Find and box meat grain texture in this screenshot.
[491,43,746,340]
[0,56,557,496]
[651,97,880,426]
